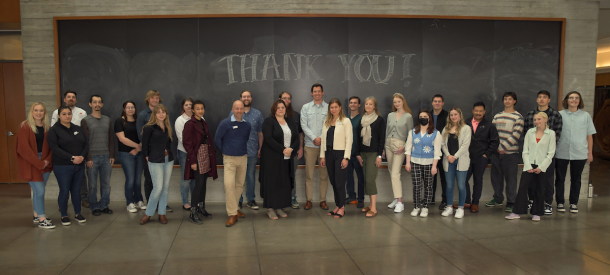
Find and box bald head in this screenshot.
[232,100,245,121]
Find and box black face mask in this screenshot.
[419,118,429,126]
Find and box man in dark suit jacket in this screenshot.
[463,102,499,213]
[431,94,449,210]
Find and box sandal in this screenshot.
[328,210,337,216]
[275,209,287,218]
[267,209,278,220]
[334,207,345,218]
[366,210,377,218]
[361,206,371,213]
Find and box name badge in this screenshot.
[337,122,343,125]
[233,126,238,129]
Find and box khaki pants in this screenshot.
[386,138,406,198]
[304,146,329,202]
[223,154,247,216]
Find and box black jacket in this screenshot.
[47,122,89,166]
[465,116,499,159]
[434,109,449,133]
[142,124,174,163]
[355,116,386,157]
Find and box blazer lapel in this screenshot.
[190,116,205,135]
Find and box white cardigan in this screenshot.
[320,117,353,159]
[441,126,472,172]
[522,128,556,172]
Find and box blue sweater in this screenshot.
[214,117,251,156]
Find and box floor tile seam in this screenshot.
[59,207,125,275]
[314,208,365,275]
[158,212,186,275]
[249,210,263,275]
[462,239,534,275]
[536,228,610,267]
[0,225,36,248]
[381,208,471,243]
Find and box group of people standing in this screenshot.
[15,84,596,229]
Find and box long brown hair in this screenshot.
[443,107,466,139]
[120,100,138,126]
[142,104,173,140]
[324,98,346,127]
[562,91,584,109]
[414,109,434,135]
[279,91,295,118]
[270,100,288,118]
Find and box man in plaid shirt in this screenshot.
[523,90,562,215]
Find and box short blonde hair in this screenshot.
[534,112,549,128]
[363,96,380,116]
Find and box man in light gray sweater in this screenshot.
[81,95,115,216]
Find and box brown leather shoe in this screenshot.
[320,201,329,210]
[139,215,150,225]
[453,203,471,209]
[237,210,246,218]
[159,215,168,224]
[304,201,313,210]
[470,205,479,213]
[225,215,238,227]
[82,200,90,208]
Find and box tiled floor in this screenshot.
[1,158,609,274]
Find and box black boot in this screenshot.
[189,206,203,224]
[197,204,212,218]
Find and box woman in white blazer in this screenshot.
[321,98,353,218]
[440,108,471,219]
[506,112,556,222]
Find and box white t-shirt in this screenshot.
[175,113,190,153]
[51,106,87,126]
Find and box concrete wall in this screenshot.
[21,0,599,201]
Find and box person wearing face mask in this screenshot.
[461,102,499,213]
[259,100,299,220]
[554,91,596,214]
[183,100,218,224]
[405,109,442,218]
[320,98,353,218]
[440,108,471,219]
[355,96,385,218]
[115,101,145,213]
[385,93,413,213]
[47,106,89,226]
[16,102,54,228]
[176,98,196,211]
[506,112,556,221]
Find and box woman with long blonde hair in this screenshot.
[385,93,413,213]
[440,108,471,219]
[16,102,55,228]
[139,104,174,225]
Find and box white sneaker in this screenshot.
[126,203,138,213]
[410,208,420,217]
[420,208,429,217]
[455,208,464,219]
[388,199,398,209]
[137,201,147,210]
[441,207,454,217]
[393,202,404,213]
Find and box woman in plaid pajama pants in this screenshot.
[405,109,442,218]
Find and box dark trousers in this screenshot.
[191,168,209,207]
[555,159,587,205]
[346,155,365,202]
[143,154,153,202]
[80,174,88,201]
[54,164,85,217]
[432,157,447,203]
[465,155,489,205]
[490,153,519,205]
[528,157,556,205]
[514,165,545,216]
[326,149,347,208]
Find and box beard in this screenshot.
[243,101,251,107]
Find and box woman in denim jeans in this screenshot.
[139,104,174,225]
[175,98,196,211]
[47,105,89,226]
[440,108,471,219]
[115,101,145,213]
[16,102,55,229]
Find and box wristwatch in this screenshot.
[377,155,382,159]
[71,156,75,161]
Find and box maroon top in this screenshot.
[182,115,218,180]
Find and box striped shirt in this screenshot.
[492,111,524,154]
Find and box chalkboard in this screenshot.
[56,17,562,164]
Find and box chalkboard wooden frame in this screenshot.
[53,14,566,110]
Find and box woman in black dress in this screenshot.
[259,100,299,220]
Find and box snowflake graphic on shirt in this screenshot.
[426,133,433,138]
[423,146,432,153]
[414,138,420,144]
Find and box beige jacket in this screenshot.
[441,126,472,172]
[320,117,353,159]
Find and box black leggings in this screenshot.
[191,164,209,207]
[326,148,347,208]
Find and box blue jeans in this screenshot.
[30,153,50,218]
[239,156,258,203]
[146,156,173,216]
[445,160,467,207]
[54,164,85,217]
[87,155,112,211]
[177,150,195,205]
[346,156,365,202]
[119,151,144,205]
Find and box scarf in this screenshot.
[360,112,378,147]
